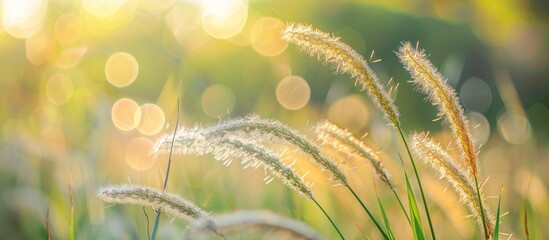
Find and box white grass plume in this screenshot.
[410,133,495,234]
[97,185,222,236]
[314,120,394,191]
[184,210,324,240]
[154,115,347,186]
[283,23,400,127]
[153,123,314,198]
[398,42,478,176]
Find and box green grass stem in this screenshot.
[397,127,436,240]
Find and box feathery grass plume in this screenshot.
[283,23,400,127]
[314,120,394,191]
[409,133,495,235]
[153,118,346,239]
[155,130,314,198]
[97,185,223,236]
[155,116,347,185]
[184,210,324,240]
[397,42,478,176]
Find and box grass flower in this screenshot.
[283,23,400,127]
[314,120,394,190]
[184,210,323,240]
[97,185,222,236]
[410,133,495,235]
[155,116,347,185]
[397,42,478,176]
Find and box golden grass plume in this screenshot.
[283,23,400,127]
[397,42,478,176]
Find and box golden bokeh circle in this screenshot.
[125,137,157,171]
[250,17,288,57]
[111,98,139,131]
[134,103,166,136]
[45,74,74,105]
[105,52,139,88]
[54,13,82,45]
[201,84,236,118]
[327,95,370,132]
[276,76,311,110]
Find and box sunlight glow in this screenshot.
[201,0,247,39]
[2,0,47,38]
[82,0,127,17]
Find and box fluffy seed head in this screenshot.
[184,211,323,240]
[410,133,495,234]
[155,115,347,185]
[398,42,478,176]
[97,185,224,235]
[315,120,394,191]
[283,23,400,127]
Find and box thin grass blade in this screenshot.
[494,185,503,240]
[376,193,395,240]
[405,172,425,240]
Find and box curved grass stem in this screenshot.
[311,198,346,240]
[345,184,390,240]
[391,189,411,225]
[398,127,436,240]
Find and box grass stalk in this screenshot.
[474,176,490,239]
[151,79,182,240]
[311,198,346,240]
[345,184,390,240]
[397,127,436,240]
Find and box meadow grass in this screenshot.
[97,23,515,240]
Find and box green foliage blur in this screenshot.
[1,0,548,239]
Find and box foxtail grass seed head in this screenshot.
[155,115,347,185]
[184,211,324,240]
[97,185,222,236]
[410,133,495,234]
[153,120,314,199]
[397,42,478,176]
[283,23,400,127]
[315,120,395,191]
[215,138,315,199]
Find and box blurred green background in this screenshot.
[1,0,548,239]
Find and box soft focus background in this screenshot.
[1,0,548,239]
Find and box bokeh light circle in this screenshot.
[125,137,157,171]
[2,0,47,38]
[201,84,235,117]
[105,52,139,87]
[497,111,530,144]
[466,111,490,147]
[54,13,82,45]
[134,103,165,136]
[459,77,492,113]
[46,74,73,105]
[250,17,288,57]
[276,76,311,110]
[327,95,370,132]
[201,0,247,39]
[111,98,139,131]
